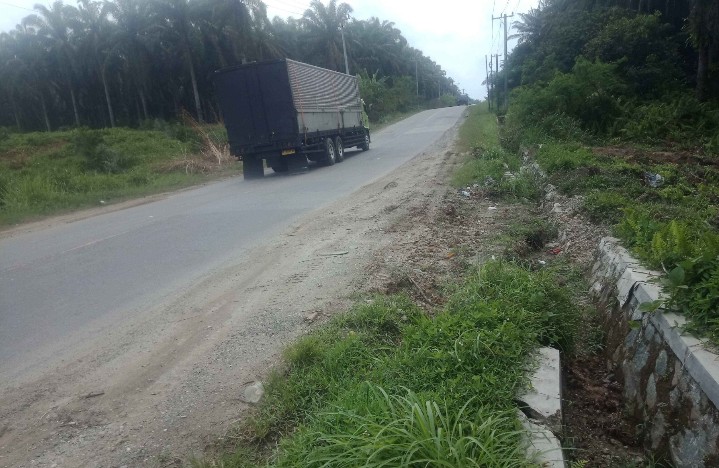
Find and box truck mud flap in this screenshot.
[286,154,309,173]
[243,158,265,179]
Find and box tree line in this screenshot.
[492,0,719,152]
[495,0,719,106]
[0,0,460,132]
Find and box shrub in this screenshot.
[509,58,626,136]
[72,128,136,173]
[583,191,630,224]
[617,94,719,147]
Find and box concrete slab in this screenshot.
[518,347,562,434]
[519,411,566,468]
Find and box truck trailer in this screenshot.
[214,59,370,179]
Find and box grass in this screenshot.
[0,123,239,226]
[452,105,541,201]
[456,103,499,153]
[509,136,719,343]
[199,260,579,467]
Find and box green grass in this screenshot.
[0,124,238,226]
[457,103,499,153]
[452,106,541,201]
[201,261,579,467]
[511,138,719,343]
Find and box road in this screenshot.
[0,106,467,467]
[0,106,464,383]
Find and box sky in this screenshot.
[0,0,540,100]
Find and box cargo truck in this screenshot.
[214,59,371,180]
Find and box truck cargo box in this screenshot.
[214,59,369,179]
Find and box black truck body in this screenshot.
[214,59,370,179]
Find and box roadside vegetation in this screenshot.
[485,0,719,342]
[189,103,585,467]
[0,122,234,225]
[199,264,579,467]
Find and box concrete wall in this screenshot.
[591,238,719,467]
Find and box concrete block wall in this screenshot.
[591,238,719,467]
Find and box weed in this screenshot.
[281,386,529,467]
[457,104,499,152]
[582,191,630,224]
[206,261,580,467]
[517,218,558,250]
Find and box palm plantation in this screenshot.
[0,0,461,131]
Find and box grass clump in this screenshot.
[209,262,579,467]
[281,387,527,468]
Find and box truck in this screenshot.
[214,59,371,180]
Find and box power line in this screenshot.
[0,1,35,13]
[263,1,304,16]
[500,0,511,15]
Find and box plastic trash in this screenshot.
[644,172,664,188]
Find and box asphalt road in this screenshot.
[0,106,465,379]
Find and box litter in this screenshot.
[644,172,664,188]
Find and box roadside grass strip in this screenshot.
[0,124,235,225]
[528,142,719,343]
[212,262,578,467]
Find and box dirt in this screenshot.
[0,117,647,467]
[593,145,717,168]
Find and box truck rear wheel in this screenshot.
[334,137,344,162]
[323,138,336,166]
[360,132,370,151]
[243,157,264,179]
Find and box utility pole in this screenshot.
[415,59,418,96]
[492,12,514,112]
[485,54,491,110]
[340,26,349,75]
[494,53,501,112]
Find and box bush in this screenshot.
[583,191,630,223]
[509,58,626,137]
[584,12,683,97]
[617,94,719,147]
[72,128,136,173]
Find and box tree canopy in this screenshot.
[497,0,718,105]
[0,0,460,131]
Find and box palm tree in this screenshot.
[509,1,545,44]
[301,0,353,72]
[349,17,406,76]
[688,0,719,101]
[11,24,56,131]
[108,0,155,121]
[250,2,285,60]
[152,0,205,123]
[75,0,117,127]
[24,0,81,126]
[0,32,26,129]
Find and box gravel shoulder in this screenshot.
[0,114,471,467]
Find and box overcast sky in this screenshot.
[0,0,539,99]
